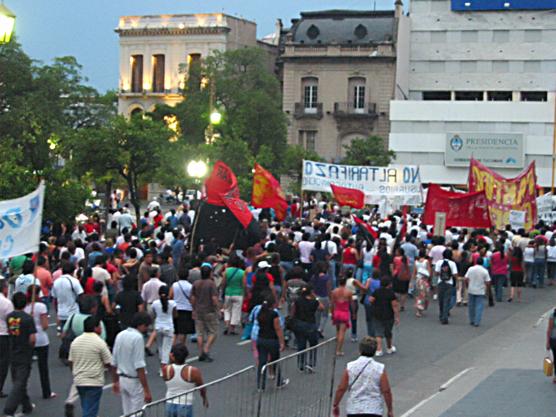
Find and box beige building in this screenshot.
[115,13,259,116]
[280,7,405,161]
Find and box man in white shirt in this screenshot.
[465,258,491,327]
[141,267,166,309]
[117,210,134,233]
[52,263,84,329]
[91,256,111,295]
[434,250,458,325]
[0,280,13,397]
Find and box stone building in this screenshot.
[280,6,406,161]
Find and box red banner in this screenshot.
[468,159,537,230]
[220,192,253,229]
[423,184,492,228]
[251,163,288,221]
[353,215,378,239]
[204,161,240,205]
[331,184,365,209]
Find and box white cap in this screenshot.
[257,260,271,269]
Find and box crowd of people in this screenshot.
[0,197,555,417]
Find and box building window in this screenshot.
[152,54,165,93]
[524,61,541,73]
[455,91,483,101]
[487,91,512,101]
[460,30,478,42]
[492,30,509,43]
[521,91,547,102]
[422,91,451,100]
[299,130,317,151]
[348,77,366,112]
[130,54,143,93]
[302,77,318,112]
[187,53,202,91]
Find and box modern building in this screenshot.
[280,5,407,161]
[390,0,556,186]
[115,13,260,116]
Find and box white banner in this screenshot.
[0,182,45,258]
[301,160,422,205]
[509,210,526,230]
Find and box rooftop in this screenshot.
[116,13,255,32]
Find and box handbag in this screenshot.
[285,316,298,332]
[544,350,554,377]
[59,314,77,361]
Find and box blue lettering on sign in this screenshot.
[29,195,40,224]
[304,161,313,175]
[328,165,339,179]
[0,235,14,257]
[315,163,326,177]
[2,208,23,229]
[451,0,556,11]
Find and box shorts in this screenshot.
[373,319,394,338]
[393,278,409,294]
[195,312,219,339]
[510,271,524,287]
[166,403,193,417]
[174,310,195,335]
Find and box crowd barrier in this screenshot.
[121,337,338,417]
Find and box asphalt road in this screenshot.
[2,285,556,417]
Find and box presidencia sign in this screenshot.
[445,132,524,169]
[0,182,45,258]
[302,160,422,203]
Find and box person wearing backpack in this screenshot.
[434,250,458,325]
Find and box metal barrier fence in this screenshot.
[122,337,337,417]
[256,337,338,417]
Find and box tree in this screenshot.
[69,115,175,221]
[342,136,396,166]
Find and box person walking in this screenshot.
[434,250,458,325]
[24,285,55,399]
[3,292,36,417]
[413,249,431,317]
[191,265,219,362]
[52,262,84,331]
[370,278,399,357]
[68,316,115,417]
[0,279,13,398]
[112,312,153,415]
[331,277,353,356]
[547,238,556,286]
[222,256,244,335]
[465,257,491,327]
[162,343,208,417]
[310,261,332,338]
[490,243,508,302]
[392,248,411,311]
[332,336,394,417]
[509,246,525,302]
[533,237,548,288]
[147,286,177,368]
[545,307,556,383]
[170,268,195,345]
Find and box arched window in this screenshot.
[130,106,144,118]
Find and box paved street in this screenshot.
[2,285,555,417]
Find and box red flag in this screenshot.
[330,184,365,209]
[204,161,239,205]
[251,163,288,221]
[400,205,408,238]
[352,215,378,239]
[422,184,491,228]
[220,192,254,229]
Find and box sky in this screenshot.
[9,0,396,92]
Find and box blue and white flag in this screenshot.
[0,182,45,258]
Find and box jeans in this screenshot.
[166,403,193,417]
[448,285,457,311]
[492,274,506,302]
[548,262,556,282]
[468,294,485,326]
[350,300,358,337]
[4,362,33,415]
[329,260,337,288]
[364,304,375,337]
[35,345,52,398]
[315,297,329,333]
[294,321,318,370]
[437,282,453,323]
[256,338,281,389]
[77,386,103,417]
[524,262,534,285]
[533,259,546,287]
[280,261,294,273]
[0,336,9,393]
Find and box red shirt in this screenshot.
[343,248,357,265]
[510,256,523,272]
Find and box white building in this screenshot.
[116,13,258,116]
[390,0,556,186]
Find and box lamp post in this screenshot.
[0,2,15,44]
[187,160,208,254]
[205,76,222,144]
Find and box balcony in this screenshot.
[333,102,377,119]
[294,102,323,120]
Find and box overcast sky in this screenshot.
[10,0,396,91]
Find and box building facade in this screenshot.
[280,8,405,161]
[390,0,556,186]
[116,13,258,116]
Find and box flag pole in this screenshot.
[189,200,204,255]
[551,93,556,194]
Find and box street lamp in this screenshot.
[0,3,15,44]
[209,109,222,125]
[187,160,208,179]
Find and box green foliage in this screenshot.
[282,145,326,194]
[342,136,396,166]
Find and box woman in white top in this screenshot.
[169,269,195,345]
[163,343,208,417]
[25,285,56,399]
[523,240,535,286]
[147,285,177,366]
[333,336,393,417]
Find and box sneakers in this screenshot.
[386,346,397,355]
[350,336,358,343]
[65,403,74,417]
[375,350,384,357]
[277,378,290,389]
[199,352,214,363]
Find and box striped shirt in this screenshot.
[69,332,112,386]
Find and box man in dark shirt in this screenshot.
[4,292,36,416]
[115,278,145,329]
[370,278,399,358]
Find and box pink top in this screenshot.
[490,252,508,275]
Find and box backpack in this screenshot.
[439,260,453,282]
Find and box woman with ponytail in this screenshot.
[149,285,177,368]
